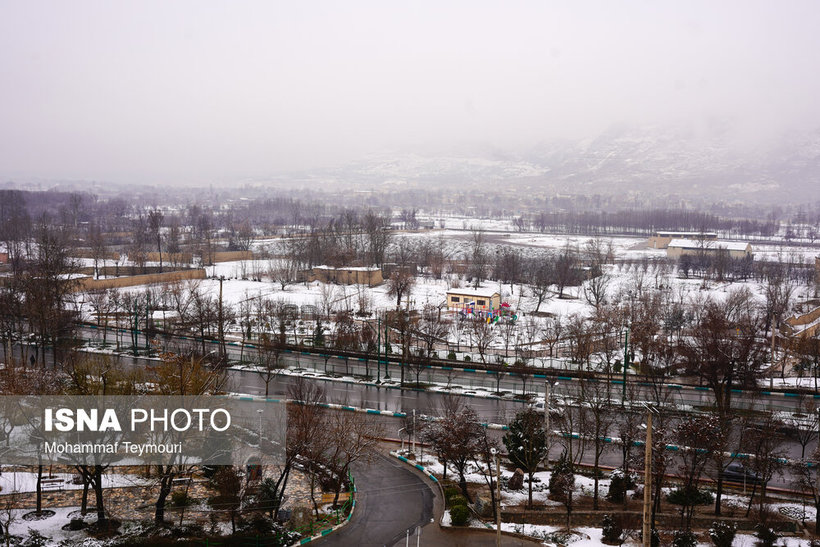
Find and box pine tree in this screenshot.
[503,408,548,508]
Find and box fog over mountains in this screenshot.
[316,124,820,205]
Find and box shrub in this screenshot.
[449,504,470,526]
[755,524,777,547]
[709,521,736,547]
[447,494,468,508]
[447,351,457,360]
[666,486,713,506]
[443,486,460,499]
[601,514,622,544]
[672,530,697,547]
[606,471,630,503]
[549,451,574,496]
[22,530,50,547]
[171,490,193,507]
[463,355,471,362]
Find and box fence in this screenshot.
[74,268,206,291]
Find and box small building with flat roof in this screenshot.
[666,239,753,260]
[446,287,501,311]
[311,265,383,286]
[648,231,718,249]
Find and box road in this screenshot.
[76,324,820,417]
[312,449,540,547]
[312,451,435,547]
[14,335,820,489]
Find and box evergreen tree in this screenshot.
[503,408,548,508]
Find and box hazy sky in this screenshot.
[2,1,819,185]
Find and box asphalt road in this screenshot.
[312,451,435,547]
[312,448,540,547]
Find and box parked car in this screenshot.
[721,463,761,484]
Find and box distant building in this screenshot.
[816,256,820,285]
[666,239,753,260]
[0,252,7,264]
[311,266,383,286]
[446,287,501,312]
[648,231,718,249]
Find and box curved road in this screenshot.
[312,451,434,547]
[313,449,540,547]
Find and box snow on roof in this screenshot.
[667,239,751,252]
[656,231,717,237]
[446,286,500,297]
[313,265,380,272]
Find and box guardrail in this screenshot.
[75,321,820,401]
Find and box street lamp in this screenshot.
[257,408,264,448]
[622,322,631,407]
[544,379,559,468]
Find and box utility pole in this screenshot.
[642,409,653,547]
[492,448,501,547]
[376,316,381,383]
[815,407,820,535]
[218,275,225,362]
[411,408,416,455]
[622,323,630,407]
[770,317,777,390]
[544,379,551,467]
[384,322,390,380]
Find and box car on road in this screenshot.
[721,463,761,484]
[528,400,563,419]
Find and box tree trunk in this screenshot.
[155,472,173,523]
[527,471,533,508]
[81,479,89,515]
[94,466,106,524]
[714,475,724,516]
[35,465,43,514]
[593,453,600,510]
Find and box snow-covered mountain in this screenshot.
[325,125,820,204]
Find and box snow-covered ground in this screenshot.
[0,470,149,494]
[400,451,819,547]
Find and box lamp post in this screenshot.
[544,379,558,467]
[376,316,381,383]
[411,409,416,455]
[257,408,263,448]
[622,322,631,407]
[384,322,391,380]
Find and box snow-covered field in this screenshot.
[0,471,149,494]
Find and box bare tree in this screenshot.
[528,253,553,313]
[468,316,495,363]
[415,305,448,359]
[387,269,415,309]
[423,401,483,500]
[582,271,611,310]
[269,258,297,291]
[578,378,615,509]
[744,414,787,519]
[324,411,384,505]
[468,229,488,288]
[148,208,164,272]
[674,414,720,530]
[473,427,501,520]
